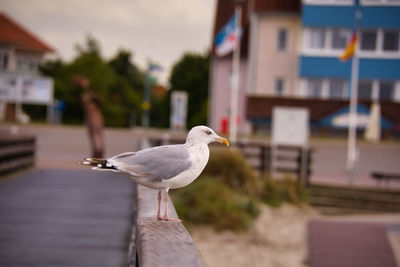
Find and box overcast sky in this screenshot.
[0,0,216,84]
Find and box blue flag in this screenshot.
[149,62,163,72]
[215,13,241,57]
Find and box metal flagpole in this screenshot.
[346,5,361,185]
[229,5,242,143]
[142,62,151,128]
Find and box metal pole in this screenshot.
[229,5,241,143]
[142,65,150,128]
[15,76,22,122]
[346,7,361,185]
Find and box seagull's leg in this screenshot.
[157,190,162,220]
[161,189,181,222]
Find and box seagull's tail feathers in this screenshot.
[79,157,117,170]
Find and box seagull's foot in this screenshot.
[157,216,182,222]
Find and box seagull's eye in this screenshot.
[205,130,212,135]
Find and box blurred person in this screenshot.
[74,75,105,158]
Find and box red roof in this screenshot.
[0,12,55,53]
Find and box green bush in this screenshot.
[260,176,308,207]
[172,177,259,231]
[203,148,261,197]
[171,148,308,231]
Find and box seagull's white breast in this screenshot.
[161,144,209,190]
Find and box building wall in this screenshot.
[0,45,43,74]
[209,57,249,133]
[249,14,301,96]
[303,4,400,28]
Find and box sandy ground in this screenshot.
[191,204,319,267]
[191,205,400,267]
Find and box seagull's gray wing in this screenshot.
[109,144,192,182]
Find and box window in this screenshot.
[383,30,399,52]
[0,50,9,71]
[379,82,394,101]
[16,54,40,74]
[306,28,351,52]
[306,79,323,97]
[331,29,349,49]
[304,0,353,4]
[277,28,288,51]
[306,28,400,56]
[329,79,346,99]
[362,0,400,4]
[309,28,326,49]
[275,78,284,96]
[361,30,377,51]
[358,81,373,100]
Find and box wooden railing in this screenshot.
[237,141,313,185]
[129,184,205,267]
[0,135,35,174]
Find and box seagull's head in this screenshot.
[186,126,229,146]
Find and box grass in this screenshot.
[260,175,308,207]
[202,148,261,197]
[172,176,259,231]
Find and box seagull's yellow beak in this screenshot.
[216,137,229,146]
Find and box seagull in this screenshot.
[81,126,229,221]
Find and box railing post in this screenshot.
[132,185,205,267]
[260,145,266,173]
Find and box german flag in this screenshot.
[340,31,357,61]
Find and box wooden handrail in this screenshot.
[131,185,205,267]
[0,135,35,174]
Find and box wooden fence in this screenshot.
[236,141,313,185]
[0,135,35,174]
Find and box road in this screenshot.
[1,123,400,189]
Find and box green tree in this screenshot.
[39,35,144,127]
[169,52,210,128]
[149,86,169,128]
[108,49,145,126]
[108,49,145,92]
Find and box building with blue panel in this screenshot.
[299,0,400,103]
[211,0,400,134]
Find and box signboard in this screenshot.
[0,74,53,104]
[272,107,309,147]
[320,104,391,129]
[170,91,188,130]
[332,113,370,128]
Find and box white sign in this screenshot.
[170,91,188,130]
[0,74,53,104]
[332,113,370,128]
[272,107,309,147]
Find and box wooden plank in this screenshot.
[134,185,205,267]
[372,172,400,180]
[0,144,35,157]
[0,156,34,173]
[308,185,400,213]
[0,169,135,266]
[309,221,397,267]
[0,135,35,175]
